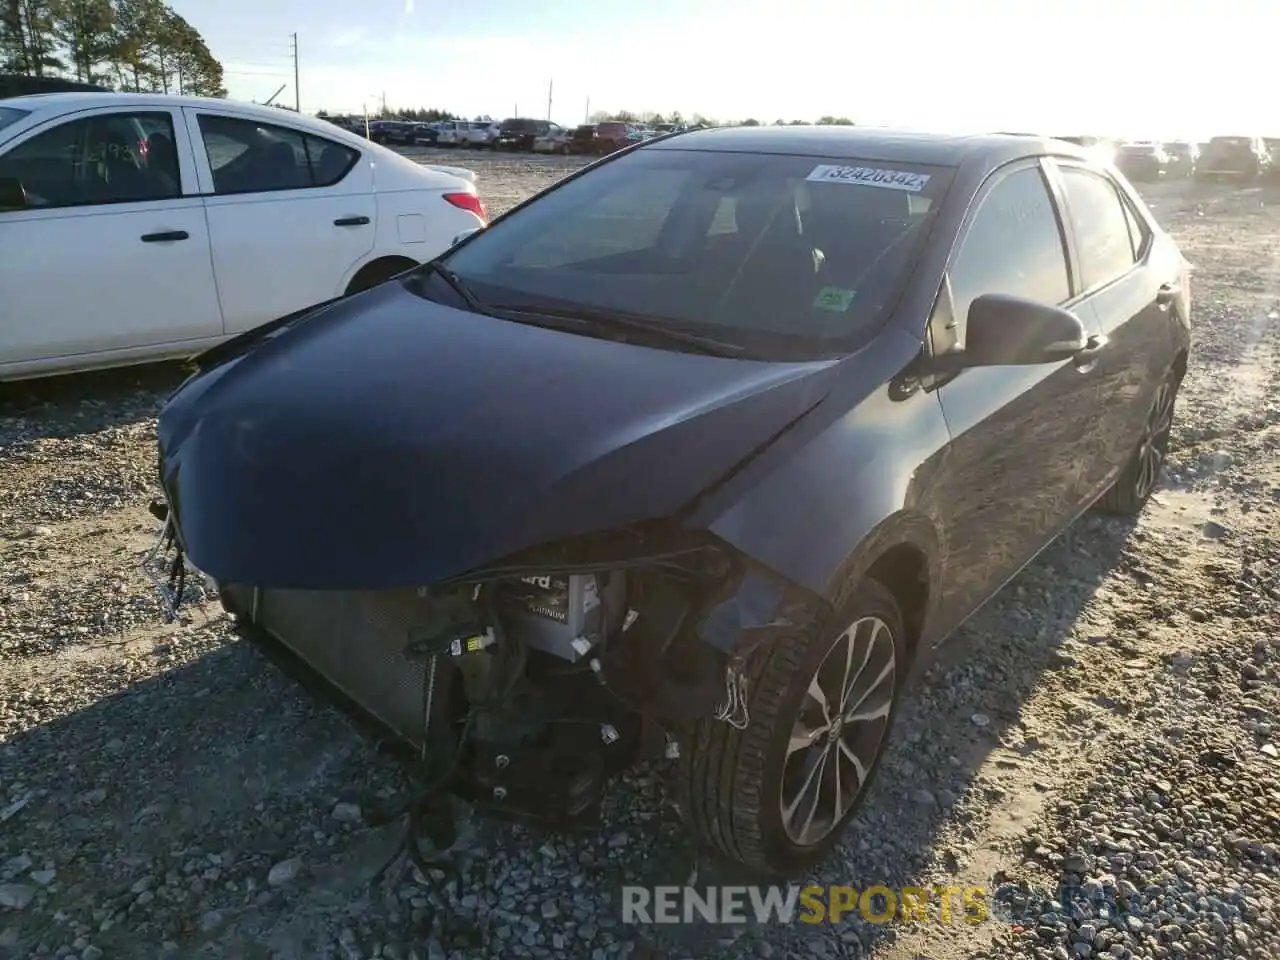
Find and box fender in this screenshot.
[686,325,952,614]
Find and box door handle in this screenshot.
[1074,334,1107,370]
[140,230,189,243]
[334,216,370,227]
[1155,283,1176,308]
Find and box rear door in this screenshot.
[929,159,1106,632]
[186,109,376,335]
[1048,160,1184,499]
[0,105,222,368]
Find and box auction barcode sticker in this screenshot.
[806,164,931,193]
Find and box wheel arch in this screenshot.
[824,511,943,663]
[341,255,420,297]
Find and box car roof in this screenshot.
[1,91,356,138]
[645,124,1089,170]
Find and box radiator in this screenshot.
[224,585,436,748]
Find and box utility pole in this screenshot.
[290,33,300,112]
[584,96,590,122]
[546,78,553,121]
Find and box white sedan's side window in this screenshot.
[195,114,360,196]
[0,111,181,209]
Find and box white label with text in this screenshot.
[806,165,930,193]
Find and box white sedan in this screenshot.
[0,92,487,382]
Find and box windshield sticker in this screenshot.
[813,287,856,312]
[806,164,931,193]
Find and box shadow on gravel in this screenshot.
[2,510,1142,959]
[572,512,1146,958]
[0,362,189,440]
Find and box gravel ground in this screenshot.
[1,152,1277,960]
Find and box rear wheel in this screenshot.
[677,578,905,876]
[1097,367,1180,516]
[344,257,418,296]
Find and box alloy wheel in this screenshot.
[1134,379,1177,501]
[779,615,897,847]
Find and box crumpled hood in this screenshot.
[157,281,838,589]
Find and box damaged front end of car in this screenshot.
[140,273,846,861]
[145,498,827,830]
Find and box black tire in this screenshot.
[1096,365,1181,516]
[677,578,906,876]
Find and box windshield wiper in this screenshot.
[407,260,493,315]
[488,303,747,358]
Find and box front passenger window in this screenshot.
[0,111,181,210]
[947,165,1071,326]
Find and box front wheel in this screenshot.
[677,578,905,876]
[1096,367,1180,516]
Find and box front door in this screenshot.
[0,106,222,368]
[928,160,1106,633]
[186,109,376,335]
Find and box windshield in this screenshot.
[0,106,29,134]
[1208,137,1252,150]
[440,147,953,358]
[501,119,538,133]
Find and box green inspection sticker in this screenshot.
[813,286,856,312]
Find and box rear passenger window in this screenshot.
[1119,193,1150,260]
[196,115,360,195]
[1058,167,1138,290]
[948,165,1071,323]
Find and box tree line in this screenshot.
[1,0,225,97]
[321,107,857,128]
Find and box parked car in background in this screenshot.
[1164,141,1198,178]
[494,118,550,151]
[569,123,598,154]
[436,120,479,147]
[1114,141,1171,182]
[150,125,1190,879]
[0,92,486,381]
[1053,135,1116,166]
[531,123,571,154]
[1196,136,1269,182]
[1263,139,1280,182]
[592,121,645,154]
[461,121,500,147]
[0,73,110,98]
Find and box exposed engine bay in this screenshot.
[145,509,794,835]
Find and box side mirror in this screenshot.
[921,293,1087,375]
[0,176,28,210]
[965,293,1086,366]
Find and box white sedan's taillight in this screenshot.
[443,191,487,224]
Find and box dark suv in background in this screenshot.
[1196,136,1270,182]
[0,73,109,98]
[569,124,598,155]
[593,121,644,154]
[494,118,550,151]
